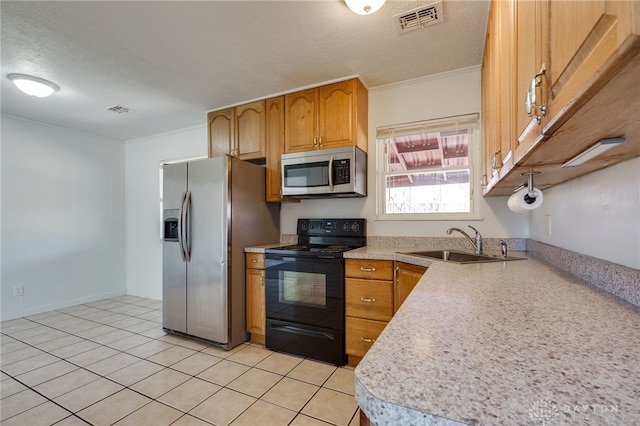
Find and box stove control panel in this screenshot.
[297,218,366,238]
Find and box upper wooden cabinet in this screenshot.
[482,0,516,191]
[235,100,266,160]
[208,100,266,160]
[482,0,640,196]
[208,108,235,158]
[284,78,368,154]
[265,96,286,202]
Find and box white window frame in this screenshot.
[376,113,481,221]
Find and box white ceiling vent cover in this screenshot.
[395,1,443,34]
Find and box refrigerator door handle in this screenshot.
[183,190,192,262]
[178,190,187,262]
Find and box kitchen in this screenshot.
[2,1,639,425]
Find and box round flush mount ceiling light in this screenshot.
[8,74,60,97]
[345,0,386,15]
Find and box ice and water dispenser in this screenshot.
[163,209,179,241]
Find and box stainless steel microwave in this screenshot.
[281,146,367,198]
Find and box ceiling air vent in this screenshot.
[394,1,443,34]
[107,105,132,114]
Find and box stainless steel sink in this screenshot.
[400,249,526,264]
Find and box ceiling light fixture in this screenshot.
[345,0,386,15]
[8,73,60,97]
[561,137,626,168]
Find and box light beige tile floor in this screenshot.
[1,296,360,425]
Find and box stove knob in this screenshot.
[301,222,309,231]
[351,223,360,232]
[342,223,351,232]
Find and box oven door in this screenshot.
[265,254,344,330]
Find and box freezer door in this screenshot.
[162,162,187,334]
[186,157,229,343]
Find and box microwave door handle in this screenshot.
[329,155,335,191]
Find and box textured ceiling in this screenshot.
[1,1,489,141]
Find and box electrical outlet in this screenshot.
[13,285,24,297]
[544,214,552,235]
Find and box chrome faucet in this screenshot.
[446,225,483,254]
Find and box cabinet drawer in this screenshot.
[345,278,393,321]
[246,253,265,269]
[346,316,387,358]
[345,259,393,281]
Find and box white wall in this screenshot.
[281,67,529,238]
[124,125,207,299]
[1,115,126,320]
[529,157,640,269]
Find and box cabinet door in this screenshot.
[246,252,265,270]
[266,96,286,202]
[208,108,235,158]
[318,79,358,150]
[543,1,635,135]
[345,259,394,281]
[345,316,387,358]
[285,88,318,153]
[246,268,265,342]
[394,263,427,312]
[236,100,266,160]
[345,278,393,321]
[513,0,547,164]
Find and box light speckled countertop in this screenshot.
[346,247,640,426]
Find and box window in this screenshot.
[377,113,480,220]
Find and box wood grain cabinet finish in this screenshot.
[345,259,394,365]
[394,262,427,313]
[235,100,266,160]
[482,0,640,196]
[284,78,368,154]
[208,101,266,160]
[208,108,235,158]
[245,253,265,344]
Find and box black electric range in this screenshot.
[264,218,366,365]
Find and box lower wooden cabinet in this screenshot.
[345,259,427,366]
[345,316,388,359]
[394,262,428,312]
[345,259,393,366]
[245,253,265,344]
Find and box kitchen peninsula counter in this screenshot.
[345,247,640,425]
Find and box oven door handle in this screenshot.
[270,324,335,341]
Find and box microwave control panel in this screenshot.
[334,159,351,184]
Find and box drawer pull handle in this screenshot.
[360,297,376,303]
[251,259,261,263]
[360,267,376,272]
[361,337,376,343]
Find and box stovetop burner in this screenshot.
[266,219,366,258]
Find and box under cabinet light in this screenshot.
[8,74,59,97]
[561,137,626,168]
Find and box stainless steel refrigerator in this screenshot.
[162,155,279,349]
